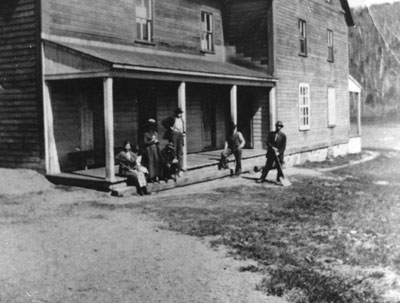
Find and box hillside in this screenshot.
[349,3,400,118]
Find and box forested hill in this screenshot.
[349,3,400,117]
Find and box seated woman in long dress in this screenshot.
[115,141,149,196]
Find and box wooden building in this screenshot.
[0,0,355,185]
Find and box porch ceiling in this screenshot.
[43,39,276,86]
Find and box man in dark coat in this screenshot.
[257,120,287,183]
[161,107,185,172]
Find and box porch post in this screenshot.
[103,77,116,182]
[357,92,362,136]
[230,85,237,124]
[43,81,60,174]
[269,86,277,130]
[178,82,187,170]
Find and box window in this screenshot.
[327,29,334,62]
[327,87,336,127]
[299,83,310,130]
[136,0,152,42]
[201,12,214,52]
[299,19,307,56]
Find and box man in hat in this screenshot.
[257,120,286,183]
[161,108,185,171]
[220,122,246,176]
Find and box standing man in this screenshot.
[220,122,246,176]
[257,120,286,184]
[162,107,185,172]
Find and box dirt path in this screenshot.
[0,170,287,303]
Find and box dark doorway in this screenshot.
[202,98,217,150]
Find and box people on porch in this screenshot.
[162,107,185,173]
[115,141,150,196]
[142,119,162,183]
[160,143,179,182]
[256,121,287,184]
[219,122,246,176]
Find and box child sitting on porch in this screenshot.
[115,141,150,196]
[161,143,179,182]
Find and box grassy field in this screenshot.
[139,151,400,303]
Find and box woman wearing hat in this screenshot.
[142,118,162,182]
[115,141,150,195]
[257,120,286,183]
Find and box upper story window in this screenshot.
[327,29,334,62]
[299,83,310,130]
[298,19,307,56]
[201,12,214,52]
[136,0,153,42]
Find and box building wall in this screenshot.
[42,0,224,56]
[0,0,43,169]
[273,0,350,154]
[224,0,272,63]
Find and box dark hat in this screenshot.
[230,121,237,129]
[174,107,183,114]
[275,121,284,127]
[166,142,175,150]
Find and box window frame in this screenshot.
[327,29,334,62]
[327,87,336,127]
[299,83,310,131]
[200,11,214,53]
[298,19,307,57]
[136,0,153,43]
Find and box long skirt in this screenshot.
[143,144,162,180]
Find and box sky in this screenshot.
[348,0,400,7]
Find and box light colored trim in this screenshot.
[299,83,310,131]
[269,86,277,130]
[113,64,275,83]
[230,85,237,125]
[178,82,187,170]
[42,43,60,174]
[103,77,116,182]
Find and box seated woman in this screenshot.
[115,141,150,196]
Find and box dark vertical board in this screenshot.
[0,0,43,169]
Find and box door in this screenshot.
[202,99,216,150]
[80,90,105,167]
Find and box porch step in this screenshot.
[112,155,266,197]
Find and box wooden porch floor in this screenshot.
[46,149,266,193]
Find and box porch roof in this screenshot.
[44,39,276,86]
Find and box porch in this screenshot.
[46,149,266,196]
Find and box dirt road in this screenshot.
[0,175,286,303]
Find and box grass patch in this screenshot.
[139,151,400,303]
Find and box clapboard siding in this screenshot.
[114,80,138,147]
[0,0,43,169]
[51,81,81,171]
[43,0,224,56]
[273,0,350,153]
[224,0,271,62]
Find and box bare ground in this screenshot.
[0,169,286,303]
